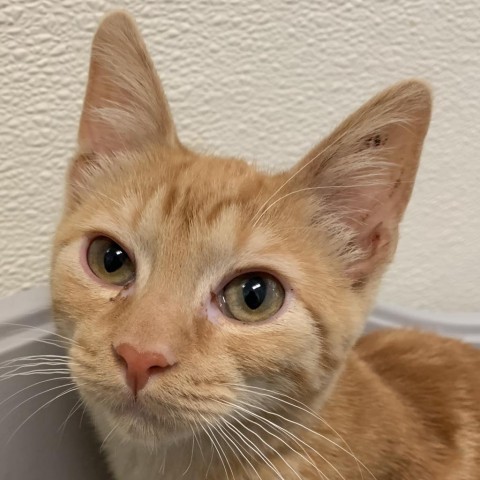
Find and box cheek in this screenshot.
[52,239,128,328]
[54,239,109,292]
[69,342,121,402]
[222,306,322,378]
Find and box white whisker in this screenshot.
[0,323,81,347]
[58,397,85,436]
[0,354,70,369]
[0,375,74,408]
[227,384,375,479]
[7,384,82,444]
[1,381,77,425]
[101,423,119,449]
[223,415,284,480]
[182,427,196,476]
[220,418,264,480]
[238,397,369,480]
[223,399,333,480]
[214,420,251,479]
[252,182,396,228]
[200,415,231,480]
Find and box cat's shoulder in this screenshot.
[354,328,480,394]
[356,327,480,365]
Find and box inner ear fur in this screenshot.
[78,10,178,155]
[289,80,432,284]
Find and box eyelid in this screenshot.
[214,267,291,297]
[80,234,136,290]
[84,232,137,266]
[213,270,293,325]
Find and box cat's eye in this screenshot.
[86,237,135,286]
[219,273,285,323]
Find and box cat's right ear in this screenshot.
[77,11,178,155]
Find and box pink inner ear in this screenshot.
[347,221,395,283]
[78,67,135,155]
[83,114,127,155]
[77,11,178,156]
[343,167,406,280]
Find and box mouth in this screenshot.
[100,400,190,443]
[94,391,228,445]
[76,375,236,443]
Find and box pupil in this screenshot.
[104,244,126,273]
[243,277,267,310]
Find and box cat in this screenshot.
[50,10,480,480]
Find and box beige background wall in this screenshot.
[1,0,479,310]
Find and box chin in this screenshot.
[86,393,201,447]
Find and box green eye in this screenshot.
[87,237,135,286]
[220,273,285,323]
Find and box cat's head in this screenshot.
[51,11,431,445]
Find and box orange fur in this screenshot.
[51,11,480,480]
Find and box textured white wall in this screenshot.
[1,0,479,310]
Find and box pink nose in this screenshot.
[114,343,175,395]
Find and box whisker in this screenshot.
[0,354,71,369]
[0,363,70,377]
[182,427,196,477]
[228,384,374,479]
[0,372,71,384]
[250,124,387,224]
[237,397,369,480]
[0,360,72,375]
[200,415,231,480]
[1,381,78,425]
[223,400,332,480]
[0,322,81,347]
[220,418,263,480]
[0,369,72,383]
[7,384,82,444]
[192,419,205,462]
[100,423,119,450]
[252,181,398,228]
[251,141,339,224]
[73,181,124,208]
[200,423,215,479]
[0,375,74,408]
[211,423,236,480]
[222,415,284,480]
[79,403,88,428]
[214,420,251,479]
[256,419,332,480]
[58,397,85,436]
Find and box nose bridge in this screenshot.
[114,290,189,349]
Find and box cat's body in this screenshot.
[50,11,480,480]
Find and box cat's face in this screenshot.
[51,12,431,446]
[52,145,363,443]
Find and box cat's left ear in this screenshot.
[288,80,432,284]
[77,11,178,155]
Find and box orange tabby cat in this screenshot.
[51,11,480,480]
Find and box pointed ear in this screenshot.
[78,11,178,154]
[290,80,432,285]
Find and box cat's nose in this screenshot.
[114,343,176,395]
